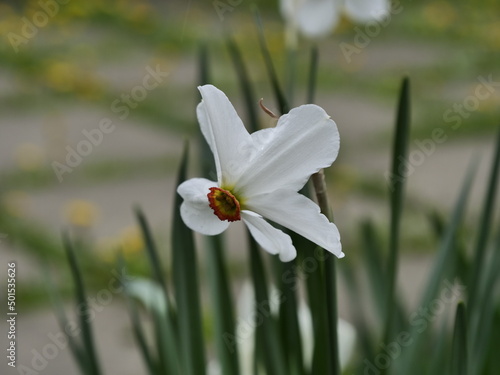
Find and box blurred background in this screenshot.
[1,0,499,374]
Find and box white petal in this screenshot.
[298,303,314,371]
[235,281,257,375]
[250,127,275,150]
[344,0,390,23]
[177,178,230,235]
[246,190,343,258]
[235,104,340,198]
[197,85,256,187]
[242,210,297,262]
[178,177,216,206]
[126,278,167,315]
[338,318,357,368]
[297,0,339,37]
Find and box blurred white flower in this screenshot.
[234,281,357,374]
[281,0,338,46]
[298,301,357,371]
[344,0,391,23]
[178,85,343,262]
[281,0,391,42]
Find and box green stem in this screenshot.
[311,171,340,375]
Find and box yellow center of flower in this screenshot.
[207,187,241,222]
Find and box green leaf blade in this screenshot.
[63,233,102,375]
[254,10,288,115]
[206,235,241,375]
[249,236,288,375]
[469,127,500,304]
[451,302,468,375]
[172,144,207,375]
[383,77,411,348]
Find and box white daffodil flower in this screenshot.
[177,85,343,262]
[281,0,391,39]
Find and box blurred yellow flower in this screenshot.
[119,226,144,255]
[423,1,457,31]
[96,225,144,263]
[64,200,99,228]
[43,60,102,99]
[44,61,78,92]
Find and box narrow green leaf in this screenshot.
[227,37,259,133]
[400,161,477,374]
[360,220,407,336]
[172,143,206,375]
[469,127,500,305]
[124,294,158,374]
[63,233,102,375]
[302,245,330,375]
[481,307,500,373]
[44,266,91,374]
[206,235,240,375]
[427,210,445,239]
[134,207,180,374]
[285,46,297,106]
[420,161,476,308]
[294,184,331,374]
[470,227,500,374]
[272,256,304,375]
[153,309,181,375]
[340,259,376,362]
[134,207,168,295]
[116,254,158,374]
[253,9,289,114]
[307,45,319,104]
[451,302,467,375]
[428,211,469,285]
[311,171,340,375]
[427,317,451,375]
[360,220,387,323]
[324,255,341,375]
[383,77,411,350]
[249,235,287,375]
[124,276,186,375]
